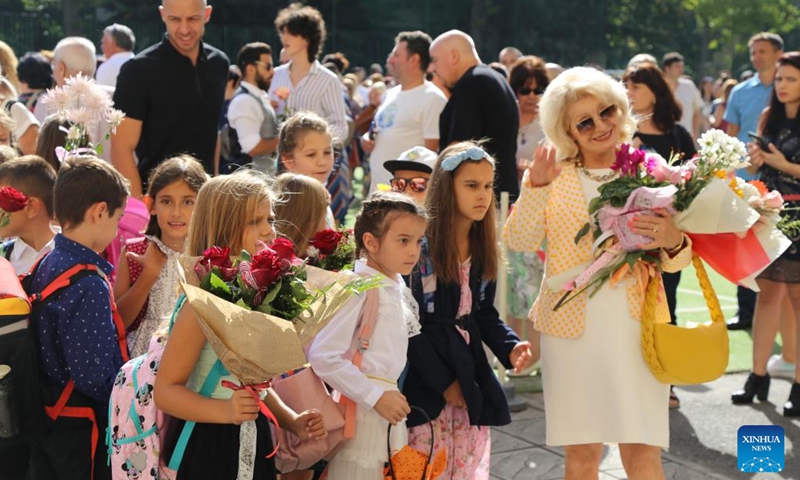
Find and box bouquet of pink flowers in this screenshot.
[306,228,356,272]
[39,74,124,158]
[557,129,791,310]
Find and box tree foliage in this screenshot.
[1,0,797,76]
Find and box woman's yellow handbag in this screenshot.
[641,256,729,385]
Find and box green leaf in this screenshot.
[209,272,231,295]
[95,143,103,155]
[588,196,603,215]
[240,250,252,262]
[343,274,384,294]
[263,280,282,305]
[626,252,642,269]
[256,301,273,314]
[235,298,252,310]
[574,222,591,245]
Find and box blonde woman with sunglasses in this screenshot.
[504,67,693,480]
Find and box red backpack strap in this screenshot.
[341,287,381,438]
[108,287,130,363]
[29,263,100,304]
[31,263,130,363]
[43,380,99,480]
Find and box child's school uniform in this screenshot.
[0,234,56,275]
[404,239,520,479]
[27,233,127,480]
[308,259,420,479]
[124,236,183,357]
[161,340,278,480]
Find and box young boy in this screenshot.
[383,146,437,205]
[0,156,59,274]
[26,155,130,480]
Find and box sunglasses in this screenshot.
[518,86,545,96]
[574,105,618,134]
[254,61,273,71]
[390,177,428,193]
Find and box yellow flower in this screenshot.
[376,183,391,192]
[714,170,727,179]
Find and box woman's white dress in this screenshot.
[540,169,669,448]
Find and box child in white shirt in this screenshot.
[308,191,428,479]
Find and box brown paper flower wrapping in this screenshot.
[180,264,372,384]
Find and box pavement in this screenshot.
[489,372,800,479]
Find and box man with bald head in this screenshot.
[430,30,520,200]
[112,0,229,197]
[499,46,522,70]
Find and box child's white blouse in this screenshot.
[308,259,420,410]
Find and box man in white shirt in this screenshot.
[268,4,349,142]
[662,52,703,139]
[361,31,447,193]
[223,42,279,174]
[96,24,136,88]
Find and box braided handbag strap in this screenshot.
[640,255,724,374]
[640,272,665,374]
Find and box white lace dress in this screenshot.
[125,237,184,358]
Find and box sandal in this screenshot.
[669,387,680,409]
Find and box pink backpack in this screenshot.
[107,296,225,480]
[107,334,174,480]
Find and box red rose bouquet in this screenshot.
[307,228,356,272]
[194,238,314,320]
[0,187,28,227]
[181,238,381,383]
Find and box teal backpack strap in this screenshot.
[106,394,115,465]
[169,294,187,333]
[167,359,227,471]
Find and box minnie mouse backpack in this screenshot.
[107,296,225,480]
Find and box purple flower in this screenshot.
[612,144,647,177]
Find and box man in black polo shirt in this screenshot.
[112,0,228,197]
[430,30,520,201]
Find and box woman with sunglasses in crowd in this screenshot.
[732,51,800,417]
[622,63,697,410]
[505,67,693,479]
[503,56,550,375]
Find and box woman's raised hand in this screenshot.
[527,144,561,187]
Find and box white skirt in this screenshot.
[540,283,669,447]
[327,380,408,480]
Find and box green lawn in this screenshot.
[345,166,771,376]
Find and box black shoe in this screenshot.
[727,315,753,331]
[784,382,800,417]
[732,372,770,404]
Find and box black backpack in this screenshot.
[0,254,128,466]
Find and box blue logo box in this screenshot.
[737,425,784,473]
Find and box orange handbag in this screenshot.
[384,407,447,480]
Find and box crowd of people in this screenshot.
[0,0,799,479]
